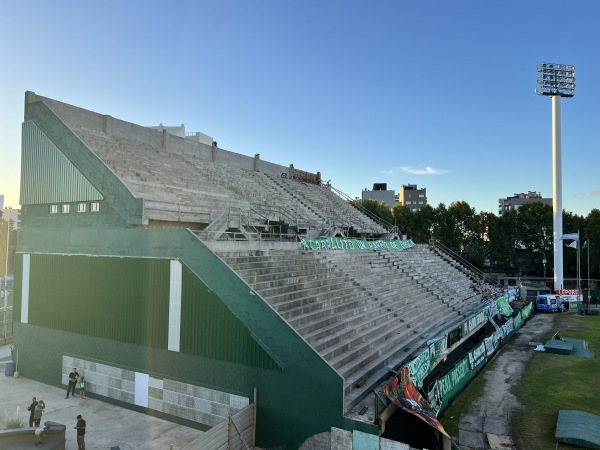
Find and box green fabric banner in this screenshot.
[513,311,523,330]
[468,341,487,371]
[496,295,514,316]
[521,301,533,320]
[436,356,471,401]
[298,237,415,251]
[461,311,486,337]
[429,337,448,368]
[407,348,432,389]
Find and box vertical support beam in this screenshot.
[168,260,182,352]
[21,254,30,324]
[552,95,563,291]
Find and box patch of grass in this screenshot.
[4,418,26,429]
[511,313,600,450]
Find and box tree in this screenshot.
[488,210,519,275]
[391,205,414,237]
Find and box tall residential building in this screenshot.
[361,183,396,208]
[498,191,552,215]
[0,194,4,211]
[399,184,427,211]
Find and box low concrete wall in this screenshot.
[0,421,66,449]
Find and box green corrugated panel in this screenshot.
[25,254,169,348]
[180,266,280,370]
[20,121,103,205]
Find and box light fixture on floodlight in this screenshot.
[536,63,576,97]
[536,62,576,292]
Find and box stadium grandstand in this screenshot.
[13,92,510,449]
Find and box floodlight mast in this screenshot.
[536,62,576,291]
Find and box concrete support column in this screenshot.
[552,95,563,291]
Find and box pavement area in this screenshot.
[457,313,556,450]
[0,344,203,449]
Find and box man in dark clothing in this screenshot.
[66,368,79,398]
[75,414,86,450]
[27,397,38,427]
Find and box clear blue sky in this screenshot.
[1,1,598,216]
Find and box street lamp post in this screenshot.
[534,250,547,279]
[536,62,576,292]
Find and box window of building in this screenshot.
[61,204,70,214]
[77,203,87,213]
[419,194,425,197]
[49,204,58,214]
[90,202,100,212]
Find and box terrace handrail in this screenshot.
[326,183,396,234]
[429,239,500,287]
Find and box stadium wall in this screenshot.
[13,227,376,448]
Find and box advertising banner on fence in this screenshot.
[429,337,448,368]
[382,367,450,438]
[468,341,487,372]
[406,348,432,389]
[556,289,583,308]
[521,301,533,320]
[298,237,415,251]
[461,311,486,337]
[436,356,471,402]
[496,295,514,316]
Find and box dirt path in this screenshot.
[457,313,556,450]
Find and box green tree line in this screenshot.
[351,199,600,280]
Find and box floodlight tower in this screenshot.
[536,62,576,291]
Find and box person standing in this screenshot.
[66,368,79,398]
[75,414,86,449]
[27,397,38,427]
[34,399,45,426]
[79,376,86,399]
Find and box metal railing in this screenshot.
[429,239,500,288]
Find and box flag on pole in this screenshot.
[566,241,577,248]
[582,239,589,249]
[560,233,579,241]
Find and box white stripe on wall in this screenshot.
[21,254,30,323]
[168,260,182,352]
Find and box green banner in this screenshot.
[429,337,448,368]
[437,356,471,401]
[407,348,432,389]
[496,295,514,316]
[298,237,415,251]
[521,301,533,320]
[513,311,523,330]
[468,341,487,371]
[461,311,486,337]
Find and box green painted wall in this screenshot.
[14,227,375,448]
[23,99,143,227]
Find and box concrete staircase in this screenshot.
[217,244,483,414]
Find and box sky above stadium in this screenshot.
[1,1,599,216]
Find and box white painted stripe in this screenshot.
[168,260,182,352]
[21,254,30,323]
[134,372,149,407]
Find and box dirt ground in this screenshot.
[457,313,556,450]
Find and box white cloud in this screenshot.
[383,166,449,176]
[405,166,446,175]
